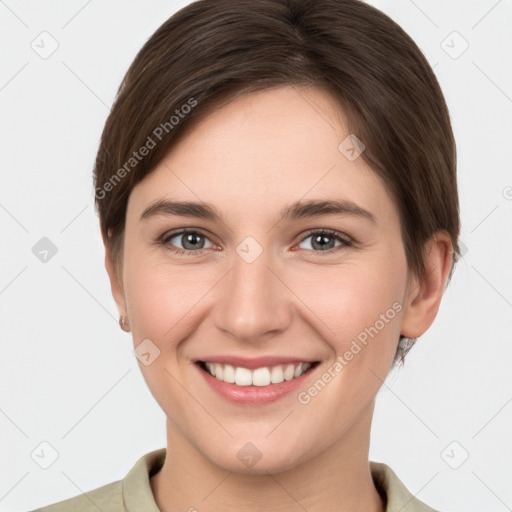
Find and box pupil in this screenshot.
[183,233,203,250]
[313,234,334,250]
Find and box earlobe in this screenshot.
[400,232,453,339]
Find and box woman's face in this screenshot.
[115,85,416,473]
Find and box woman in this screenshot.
[32,0,460,510]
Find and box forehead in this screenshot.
[126,86,398,228]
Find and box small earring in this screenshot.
[119,315,130,332]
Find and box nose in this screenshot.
[212,243,293,344]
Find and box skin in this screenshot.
[104,85,453,512]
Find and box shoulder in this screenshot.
[28,448,166,512]
[27,479,123,512]
[370,461,441,512]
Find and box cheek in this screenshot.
[125,263,206,340]
[122,238,224,362]
[292,252,407,362]
[121,255,213,414]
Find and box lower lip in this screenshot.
[196,362,318,405]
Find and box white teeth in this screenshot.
[214,363,223,380]
[252,367,271,386]
[270,365,284,384]
[234,367,252,386]
[283,364,295,381]
[223,364,235,383]
[205,362,215,376]
[203,361,313,387]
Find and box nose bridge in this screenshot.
[213,240,290,341]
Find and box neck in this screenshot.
[151,403,385,512]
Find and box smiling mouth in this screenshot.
[197,360,320,387]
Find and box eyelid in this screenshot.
[298,228,353,244]
[160,225,213,238]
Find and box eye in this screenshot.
[161,229,214,256]
[297,229,353,253]
[158,228,353,257]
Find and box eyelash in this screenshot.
[158,228,354,257]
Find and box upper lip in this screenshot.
[195,356,318,370]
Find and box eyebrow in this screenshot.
[139,198,376,224]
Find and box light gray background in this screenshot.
[1,1,511,511]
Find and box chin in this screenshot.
[204,441,308,476]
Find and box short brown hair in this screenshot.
[93,0,461,367]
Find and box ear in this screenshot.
[400,231,453,339]
[102,230,127,317]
